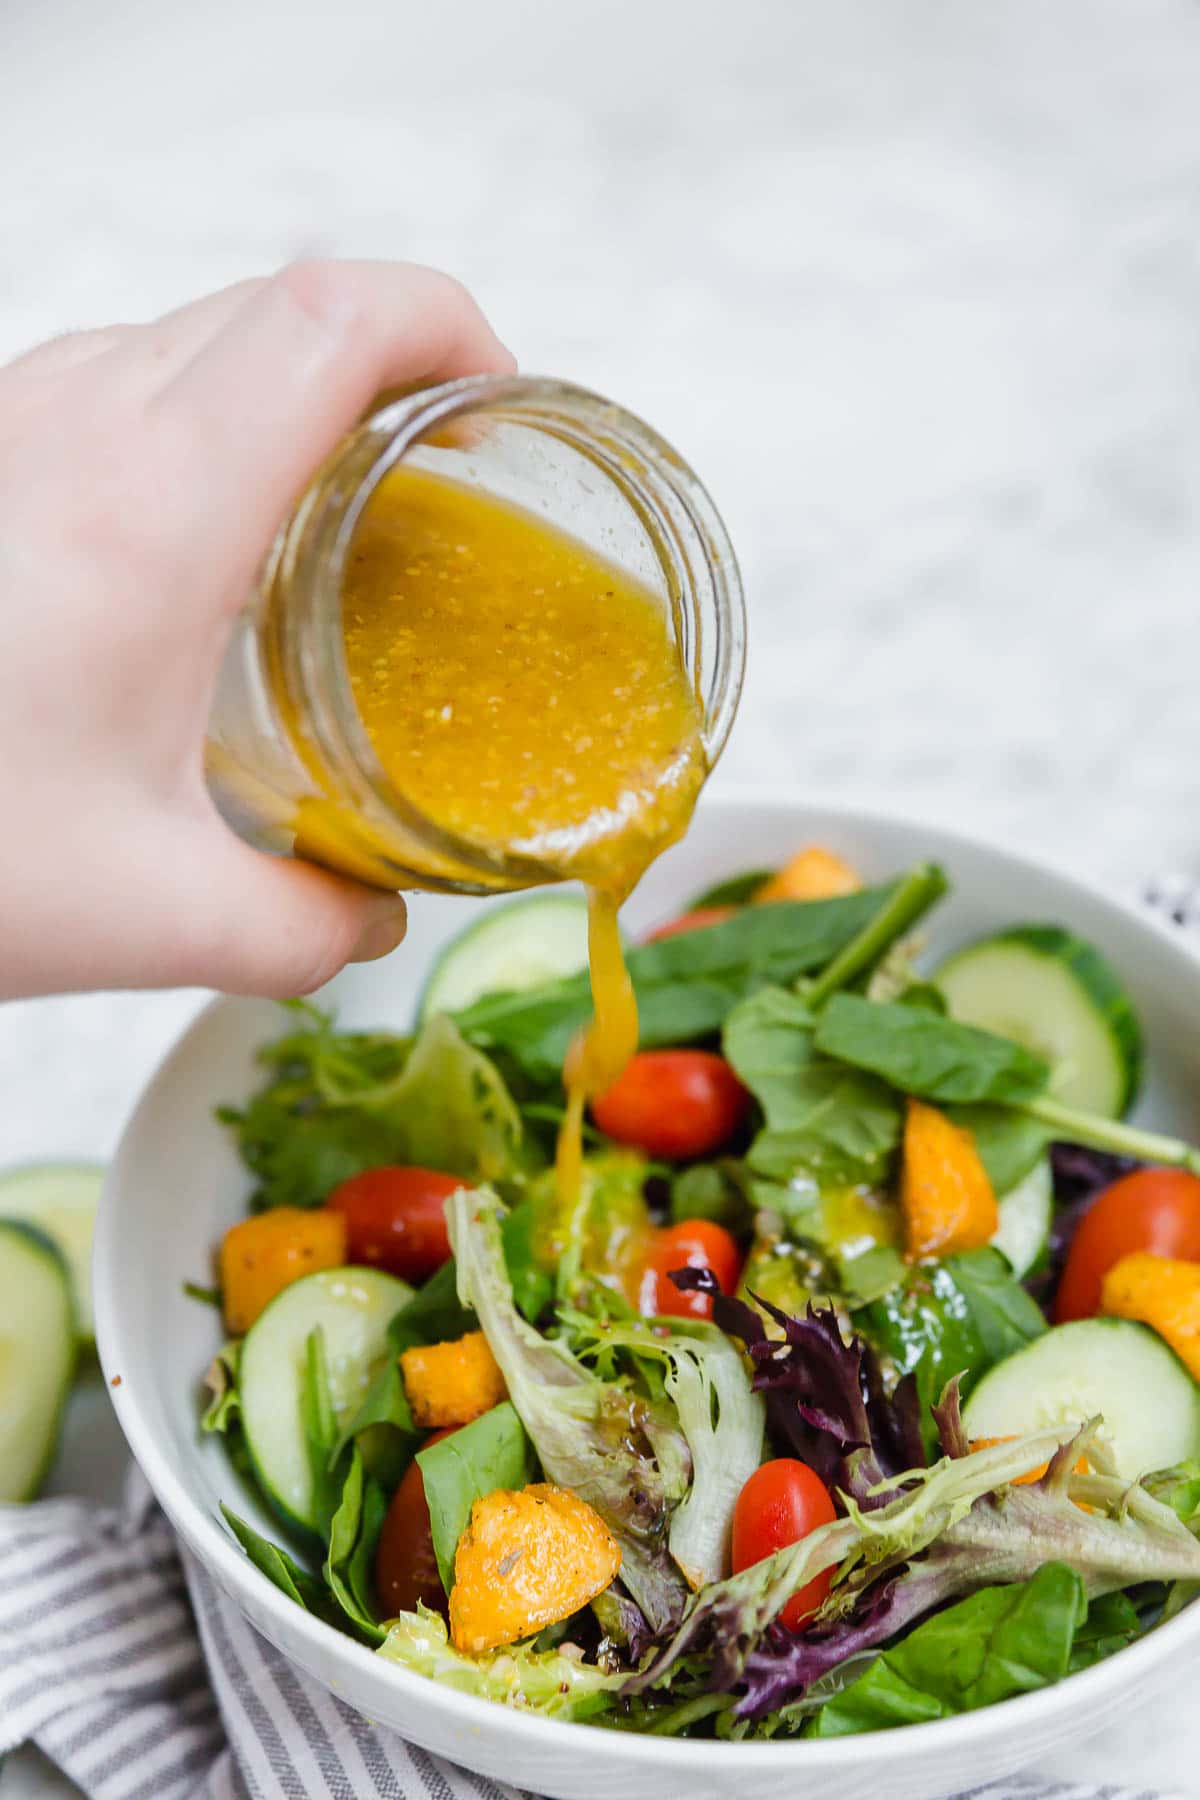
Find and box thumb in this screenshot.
[173,832,408,997]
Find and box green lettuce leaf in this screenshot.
[377,1607,624,1720]
[201,1341,241,1434]
[416,1401,537,1594]
[565,1308,764,1592]
[219,1004,525,1210]
[448,1187,690,1634]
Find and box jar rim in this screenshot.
[288,374,746,890]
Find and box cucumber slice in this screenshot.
[239,1265,412,1537]
[0,1163,104,1346]
[936,925,1142,1117]
[962,1317,1200,1480]
[990,1154,1053,1280]
[419,894,593,1021]
[0,1221,77,1500]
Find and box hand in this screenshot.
[0,261,514,999]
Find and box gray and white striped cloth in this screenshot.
[4,875,1198,1800]
[0,1468,1185,1800]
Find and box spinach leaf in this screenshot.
[814,994,1051,1105]
[387,1259,478,1355]
[219,1007,525,1209]
[324,1448,388,1644]
[220,1504,330,1614]
[810,1564,1087,1736]
[859,1248,1046,1449]
[453,886,899,1082]
[724,986,902,1186]
[686,869,773,910]
[331,1357,418,1490]
[947,1104,1050,1195]
[669,1161,756,1234]
[1067,1591,1141,1672]
[836,1244,906,1308]
[416,1400,537,1593]
[301,1327,345,1539]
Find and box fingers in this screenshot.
[149,259,514,580]
[170,832,408,998]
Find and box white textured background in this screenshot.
[2,0,1199,1791]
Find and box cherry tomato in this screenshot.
[643,906,735,943]
[326,1166,460,1282]
[731,1458,837,1629]
[374,1428,456,1616]
[1056,1169,1200,1322]
[638,1219,742,1319]
[591,1050,749,1160]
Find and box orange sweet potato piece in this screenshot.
[755,846,862,904]
[901,1097,998,1262]
[219,1207,347,1334]
[449,1483,622,1654]
[1101,1252,1200,1380]
[399,1330,507,1429]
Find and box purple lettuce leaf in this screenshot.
[672,1267,924,1503]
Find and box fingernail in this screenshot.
[350,897,408,963]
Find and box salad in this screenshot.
[198,846,1200,1740]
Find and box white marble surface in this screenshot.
[2,0,1200,1792]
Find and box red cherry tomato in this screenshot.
[731,1459,838,1629]
[374,1428,456,1616]
[326,1166,460,1283]
[591,1050,750,1160]
[643,906,735,943]
[1056,1169,1200,1322]
[638,1219,742,1319]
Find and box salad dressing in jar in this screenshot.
[208,377,745,1195]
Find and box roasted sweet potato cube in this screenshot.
[219,1207,347,1334]
[449,1483,622,1654]
[400,1330,507,1428]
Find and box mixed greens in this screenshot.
[199,847,1200,1738]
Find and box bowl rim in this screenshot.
[95,787,1200,1774]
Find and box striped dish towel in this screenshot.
[0,1466,1186,1800]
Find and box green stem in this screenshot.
[644,1692,732,1736]
[803,862,949,1010]
[1024,1095,1200,1176]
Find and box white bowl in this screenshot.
[95,795,1200,1800]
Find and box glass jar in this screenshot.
[207,375,746,894]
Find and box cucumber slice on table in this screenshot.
[239,1265,412,1537]
[990,1154,1053,1280]
[419,893,594,1020]
[936,926,1142,1117]
[962,1317,1200,1480]
[0,1163,104,1346]
[0,1221,77,1500]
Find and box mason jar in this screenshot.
[206,375,746,895]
